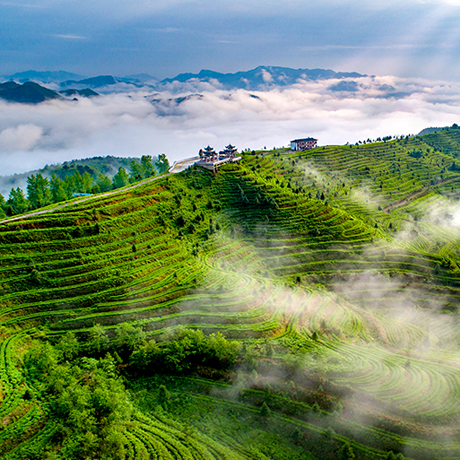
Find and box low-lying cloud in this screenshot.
[0,123,43,152]
[1,74,460,177]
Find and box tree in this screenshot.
[71,171,83,193]
[340,442,355,460]
[112,167,129,189]
[155,153,170,174]
[88,324,110,354]
[114,322,147,354]
[292,427,302,444]
[27,173,52,209]
[0,193,6,219]
[25,342,133,460]
[63,174,76,197]
[323,427,335,440]
[50,174,69,203]
[81,172,93,193]
[56,331,80,361]
[129,159,144,183]
[141,155,155,178]
[157,384,170,407]
[94,173,112,193]
[7,187,29,215]
[260,402,271,418]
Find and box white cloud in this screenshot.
[0,124,43,152]
[51,34,87,40]
[145,27,183,33]
[261,69,273,83]
[1,74,460,176]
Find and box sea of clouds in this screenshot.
[1,74,460,178]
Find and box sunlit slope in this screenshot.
[3,128,460,458]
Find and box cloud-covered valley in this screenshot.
[2,74,460,177]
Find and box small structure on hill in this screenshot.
[196,144,241,172]
[291,137,318,151]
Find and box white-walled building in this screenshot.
[291,138,318,151]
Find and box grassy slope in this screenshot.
[3,129,460,458]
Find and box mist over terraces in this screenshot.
[2,126,460,458]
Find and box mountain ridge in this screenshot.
[161,65,365,89]
[4,70,87,83]
[2,65,365,91]
[0,81,99,104]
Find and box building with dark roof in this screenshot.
[291,138,318,151]
[196,144,241,172]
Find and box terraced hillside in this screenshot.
[3,128,460,459]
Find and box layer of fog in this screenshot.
[197,226,460,447]
[2,74,460,181]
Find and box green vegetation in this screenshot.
[4,127,460,458]
[0,154,169,218]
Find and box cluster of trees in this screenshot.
[129,153,169,182]
[0,154,170,218]
[19,324,241,458]
[349,134,411,146]
[24,338,132,460]
[81,323,242,374]
[130,327,242,373]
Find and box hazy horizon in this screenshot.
[2,1,460,81]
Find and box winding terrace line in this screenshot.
[382,175,460,213]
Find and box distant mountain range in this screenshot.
[60,75,120,88]
[0,71,157,87]
[1,66,392,104]
[161,66,365,89]
[4,70,87,83]
[2,65,364,92]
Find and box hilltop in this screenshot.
[0,81,62,104]
[0,81,99,104]
[2,127,460,458]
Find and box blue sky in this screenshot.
[2,0,460,79]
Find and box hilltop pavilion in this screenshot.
[196,144,241,171]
